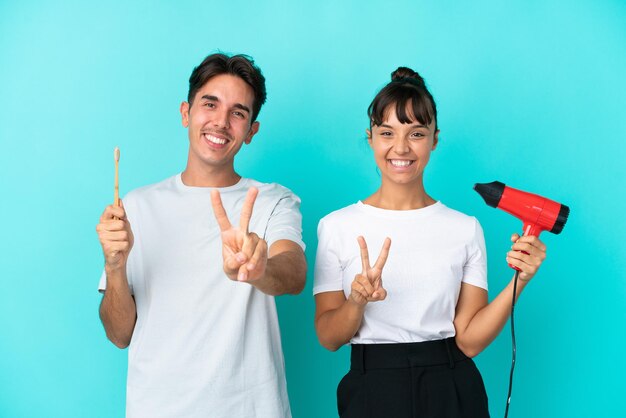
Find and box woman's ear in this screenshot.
[432,129,440,150]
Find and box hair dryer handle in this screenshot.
[508,223,544,271]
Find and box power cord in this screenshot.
[504,269,520,418]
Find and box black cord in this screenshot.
[504,269,520,418]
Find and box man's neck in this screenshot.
[181,166,242,188]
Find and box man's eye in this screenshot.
[204,103,215,108]
[380,131,392,136]
[233,111,244,118]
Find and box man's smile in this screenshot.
[204,133,230,146]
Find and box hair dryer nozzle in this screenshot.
[473,181,505,208]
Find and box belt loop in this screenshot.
[359,345,366,374]
[444,338,455,369]
[353,345,365,374]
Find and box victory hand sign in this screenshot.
[349,236,392,306]
[211,187,268,283]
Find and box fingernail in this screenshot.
[247,263,255,271]
[238,272,247,281]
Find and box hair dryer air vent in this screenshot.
[550,204,570,234]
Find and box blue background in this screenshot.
[1,1,625,417]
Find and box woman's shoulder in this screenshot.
[319,203,362,225]
[437,203,478,222]
[436,203,483,232]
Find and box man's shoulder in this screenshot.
[245,178,300,201]
[123,174,178,203]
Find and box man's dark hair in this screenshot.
[187,53,267,122]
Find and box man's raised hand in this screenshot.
[211,187,268,283]
[96,200,134,271]
[349,236,391,306]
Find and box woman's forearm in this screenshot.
[315,299,366,351]
[455,274,529,357]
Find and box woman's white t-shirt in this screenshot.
[313,201,488,344]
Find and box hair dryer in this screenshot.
[474,181,570,418]
[474,181,570,269]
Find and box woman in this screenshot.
[313,67,547,418]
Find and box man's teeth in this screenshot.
[205,134,227,145]
[389,160,413,167]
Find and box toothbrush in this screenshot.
[114,147,120,219]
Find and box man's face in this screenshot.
[180,74,259,172]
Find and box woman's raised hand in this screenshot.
[349,236,391,306]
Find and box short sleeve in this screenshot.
[263,190,305,251]
[462,218,488,291]
[98,270,107,293]
[313,217,344,295]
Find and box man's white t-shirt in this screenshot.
[313,201,487,344]
[99,174,304,418]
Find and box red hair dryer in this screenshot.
[474,181,570,269]
[475,181,569,417]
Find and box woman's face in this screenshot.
[367,103,439,186]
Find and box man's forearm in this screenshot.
[99,266,137,348]
[253,250,307,296]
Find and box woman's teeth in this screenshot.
[389,160,413,167]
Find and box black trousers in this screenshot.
[337,338,490,418]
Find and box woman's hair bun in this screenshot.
[391,66,425,86]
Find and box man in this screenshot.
[96,53,307,418]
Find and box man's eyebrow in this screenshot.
[233,103,251,114]
[200,95,250,114]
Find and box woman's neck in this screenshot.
[363,181,436,210]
